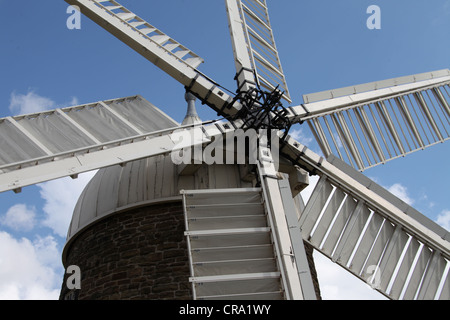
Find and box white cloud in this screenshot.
[0,232,61,300]
[436,210,450,231]
[0,170,96,300]
[387,183,414,206]
[33,235,62,269]
[290,127,313,145]
[38,171,97,238]
[9,91,55,115]
[9,90,79,116]
[1,204,37,232]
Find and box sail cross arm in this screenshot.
[0,118,240,193]
[289,70,450,121]
[0,132,177,193]
[285,69,450,171]
[65,0,242,118]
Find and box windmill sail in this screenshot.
[65,0,242,118]
[280,134,450,299]
[225,0,291,102]
[0,95,241,193]
[287,69,450,171]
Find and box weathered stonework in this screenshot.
[60,202,192,300]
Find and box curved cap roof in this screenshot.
[66,155,180,242]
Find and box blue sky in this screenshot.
[0,0,449,300]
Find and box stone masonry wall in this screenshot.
[60,202,192,300]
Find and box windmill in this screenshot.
[0,0,449,300]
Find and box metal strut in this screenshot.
[231,85,293,140]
